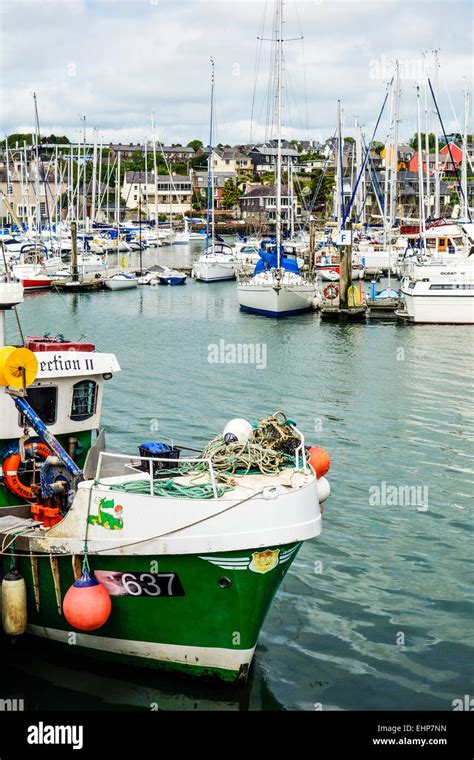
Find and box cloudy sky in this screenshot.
[0,0,472,147]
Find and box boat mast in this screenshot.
[433,49,440,218]
[275,0,283,267]
[97,134,103,222]
[388,61,400,288]
[33,93,41,252]
[383,79,394,250]
[4,138,11,227]
[205,57,215,255]
[91,127,97,229]
[116,148,121,259]
[461,82,469,222]
[416,85,427,254]
[151,112,159,233]
[80,115,87,230]
[423,53,431,221]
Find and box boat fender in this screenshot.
[323,283,339,300]
[1,567,27,636]
[63,568,112,631]
[308,446,331,478]
[223,418,253,445]
[317,476,331,504]
[3,442,51,500]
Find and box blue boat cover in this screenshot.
[253,248,300,275]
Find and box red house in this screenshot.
[439,141,463,171]
[409,142,463,175]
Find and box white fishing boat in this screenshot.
[104,272,138,291]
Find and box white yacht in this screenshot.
[193,241,236,282]
[398,258,474,324]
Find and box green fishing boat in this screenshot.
[0,282,331,683]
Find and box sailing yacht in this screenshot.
[236,0,316,316]
[193,59,237,283]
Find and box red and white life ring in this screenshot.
[323,283,339,300]
[3,442,51,500]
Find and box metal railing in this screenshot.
[94,451,219,499]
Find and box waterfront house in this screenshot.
[212,147,252,174]
[122,172,192,216]
[239,183,297,224]
[246,145,300,174]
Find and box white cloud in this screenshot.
[0,0,471,146]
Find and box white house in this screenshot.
[122,172,192,216]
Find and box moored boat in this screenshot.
[0,282,330,683]
[104,273,138,290]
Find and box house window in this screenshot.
[22,385,57,425]
[70,380,98,421]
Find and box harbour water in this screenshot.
[2,244,473,711]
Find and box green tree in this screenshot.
[221,178,240,209]
[187,139,203,152]
[371,141,385,155]
[409,132,437,152]
[191,189,205,211]
[172,162,188,175]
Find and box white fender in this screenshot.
[317,476,331,504]
[2,570,27,636]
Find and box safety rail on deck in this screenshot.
[94,451,219,499]
[288,424,308,473]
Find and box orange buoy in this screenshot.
[308,446,331,478]
[63,569,111,631]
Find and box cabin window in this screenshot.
[70,380,98,421]
[22,385,57,425]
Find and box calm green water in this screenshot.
[2,244,473,711]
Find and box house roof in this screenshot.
[214,147,250,161]
[250,145,299,158]
[242,183,290,198]
[124,172,190,183]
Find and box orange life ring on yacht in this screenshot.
[323,284,339,300]
[3,442,51,500]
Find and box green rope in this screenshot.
[110,478,231,500]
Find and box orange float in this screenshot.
[308,446,331,478]
[63,570,112,631]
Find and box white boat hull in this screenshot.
[193,260,236,282]
[104,277,138,291]
[237,281,317,316]
[400,291,474,324]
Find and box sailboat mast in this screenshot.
[91,128,97,227]
[461,83,469,221]
[433,49,440,218]
[416,85,427,253]
[205,57,215,253]
[388,62,400,288]
[33,93,41,248]
[151,112,158,232]
[275,0,283,267]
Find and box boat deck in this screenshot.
[93,464,313,501]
